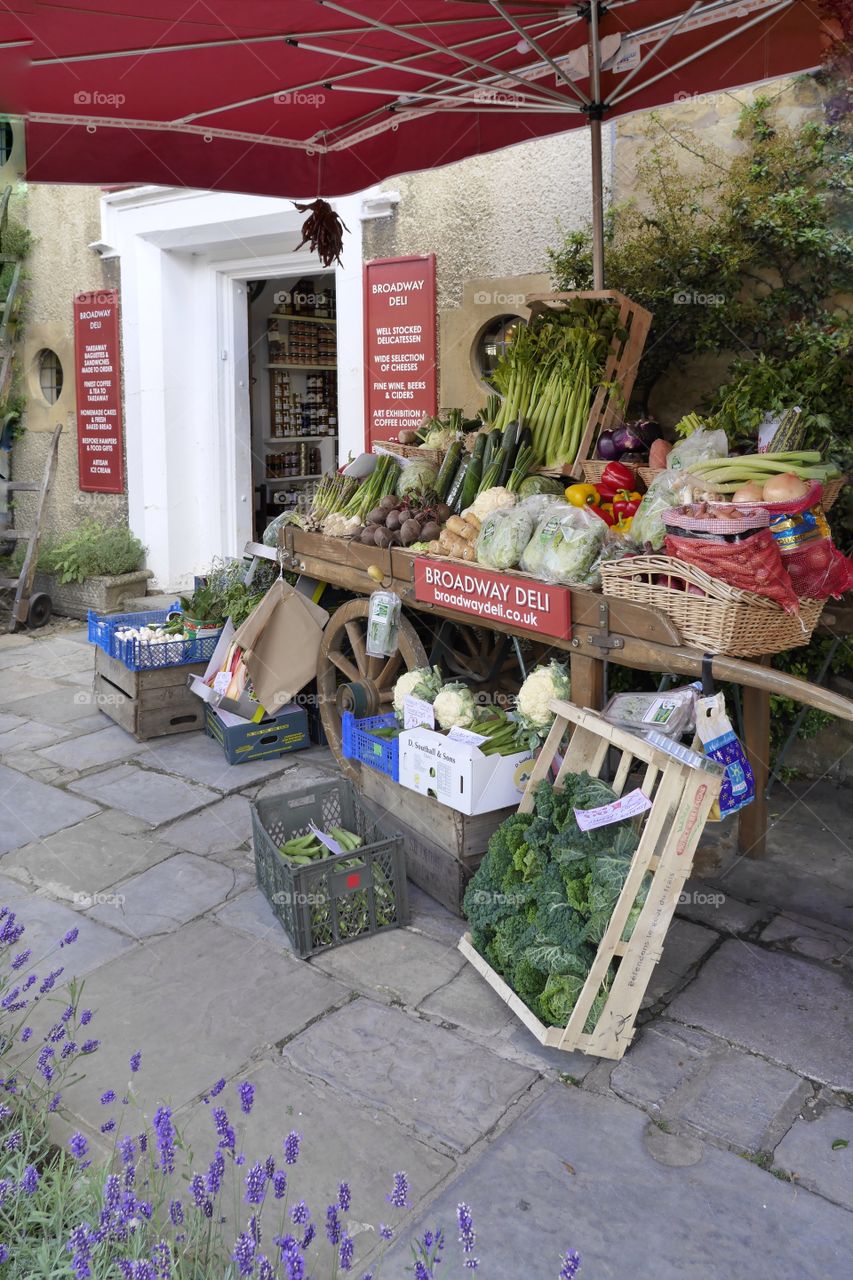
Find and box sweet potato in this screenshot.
[648,439,672,470]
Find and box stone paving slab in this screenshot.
[0,761,101,853]
[0,720,72,754]
[69,763,219,825]
[718,859,853,933]
[668,941,853,1090]
[676,881,766,936]
[9,685,108,728]
[214,886,288,949]
[61,918,352,1119]
[0,872,136,975]
[760,914,853,965]
[159,794,254,854]
[418,962,517,1039]
[643,918,718,1006]
[382,1082,853,1280]
[407,884,468,947]
[775,1107,853,1211]
[609,1023,718,1112]
[0,711,26,734]
[310,926,466,1007]
[663,1047,812,1155]
[37,723,145,771]
[87,851,243,938]
[0,808,172,900]
[283,997,537,1153]
[132,732,300,793]
[0,670,63,704]
[178,1056,456,1258]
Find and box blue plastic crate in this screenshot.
[87,602,222,671]
[341,712,400,781]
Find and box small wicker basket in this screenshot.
[371,442,446,466]
[600,555,823,657]
[582,459,642,487]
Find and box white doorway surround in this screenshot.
[99,185,385,589]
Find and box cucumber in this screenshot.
[481,429,500,473]
[446,457,470,512]
[434,440,463,500]
[494,447,513,487]
[458,440,484,509]
[501,419,520,453]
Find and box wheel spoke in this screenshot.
[366,654,383,680]
[378,687,395,704]
[344,621,368,677]
[329,650,360,682]
[376,652,402,689]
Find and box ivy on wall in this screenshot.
[0,183,31,446]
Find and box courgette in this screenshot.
[501,419,520,453]
[481,428,499,473]
[446,457,470,512]
[434,440,463,500]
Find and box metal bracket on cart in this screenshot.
[570,600,624,653]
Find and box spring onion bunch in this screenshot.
[341,454,401,520]
[689,451,839,492]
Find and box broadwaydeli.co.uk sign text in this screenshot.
[414,559,572,639]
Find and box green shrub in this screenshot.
[39,520,146,583]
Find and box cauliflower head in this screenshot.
[516,661,572,729]
[467,487,517,521]
[433,682,478,730]
[392,666,444,721]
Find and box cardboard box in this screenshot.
[204,702,309,765]
[188,620,263,720]
[398,727,533,816]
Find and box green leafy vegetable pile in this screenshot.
[463,775,649,1031]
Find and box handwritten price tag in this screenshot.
[403,695,435,730]
[574,787,653,832]
[309,822,342,855]
[447,725,488,746]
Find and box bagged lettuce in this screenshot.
[630,471,697,551]
[520,502,606,585]
[476,504,536,571]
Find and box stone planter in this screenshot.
[33,569,154,620]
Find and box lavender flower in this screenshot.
[47,1022,66,1043]
[283,1130,301,1165]
[61,928,79,946]
[239,1081,255,1114]
[245,1162,267,1205]
[103,1174,121,1210]
[61,1004,75,1023]
[232,1231,256,1277]
[20,1027,32,1043]
[5,1130,21,1152]
[301,1222,316,1251]
[37,1045,55,1082]
[20,1164,39,1196]
[277,1236,304,1280]
[10,949,30,970]
[169,1200,184,1227]
[80,1010,92,1025]
[325,1204,342,1246]
[257,1258,274,1280]
[100,1120,116,1134]
[151,1241,172,1280]
[379,1224,393,1241]
[338,1181,351,1212]
[264,1154,275,1180]
[153,1105,175,1174]
[387,1171,411,1209]
[129,1051,142,1073]
[0,1181,8,1207]
[100,1090,116,1105]
[49,1092,62,1112]
[0,1245,8,1264]
[69,1133,88,1160]
[339,1235,355,1271]
[272,1171,287,1200]
[414,1264,431,1280]
[290,1200,309,1225]
[39,966,64,993]
[206,1150,225,1196]
[61,1042,77,1060]
[118,1136,135,1164]
[559,1249,582,1279]
[457,1203,479,1269]
[204,1077,226,1102]
[212,1106,236,1152]
[81,1039,100,1055]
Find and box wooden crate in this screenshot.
[359,765,514,915]
[93,648,207,741]
[526,290,653,480]
[458,700,723,1060]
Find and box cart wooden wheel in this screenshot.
[317,597,428,764]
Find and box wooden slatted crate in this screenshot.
[525,290,653,480]
[93,647,207,741]
[458,700,723,1060]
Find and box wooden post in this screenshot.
[570,651,604,712]
[739,680,771,858]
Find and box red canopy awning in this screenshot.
[1,1,825,199]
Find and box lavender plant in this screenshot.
[1,906,582,1277]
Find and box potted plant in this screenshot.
[32,519,151,618]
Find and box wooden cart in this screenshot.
[278,525,853,858]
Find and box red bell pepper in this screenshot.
[597,461,636,498]
[612,490,642,520]
[593,503,616,526]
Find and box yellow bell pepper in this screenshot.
[565,483,600,508]
[613,515,634,535]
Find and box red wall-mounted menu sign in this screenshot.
[413,558,572,640]
[74,289,124,493]
[363,254,438,447]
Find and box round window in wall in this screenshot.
[474,313,525,387]
[37,349,64,405]
[0,120,12,167]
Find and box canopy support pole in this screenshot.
[586,2,605,289]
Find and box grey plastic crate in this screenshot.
[251,777,408,958]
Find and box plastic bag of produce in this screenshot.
[667,428,728,472]
[476,504,536,571]
[693,692,754,820]
[631,471,697,551]
[767,490,853,600]
[583,533,638,591]
[664,527,799,612]
[520,501,607,586]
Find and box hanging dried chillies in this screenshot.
[292,198,349,267]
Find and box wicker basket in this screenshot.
[637,469,845,510]
[637,466,663,489]
[600,555,823,657]
[371,442,446,466]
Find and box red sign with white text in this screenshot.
[414,558,572,639]
[364,255,437,447]
[74,289,124,493]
